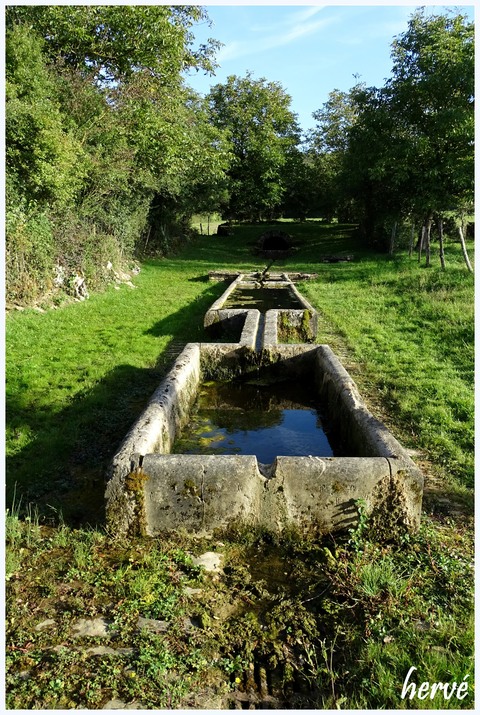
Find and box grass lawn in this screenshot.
[6,222,474,709]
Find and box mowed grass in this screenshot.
[6,256,227,522]
[298,241,474,491]
[5,221,474,709]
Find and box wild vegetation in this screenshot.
[5,3,474,710]
[6,5,229,304]
[5,501,474,709]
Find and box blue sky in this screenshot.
[185,3,475,133]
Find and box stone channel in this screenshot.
[105,273,423,537]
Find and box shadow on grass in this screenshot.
[171,222,362,273]
[6,287,226,528]
[6,362,167,528]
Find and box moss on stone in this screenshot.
[125,468,149,536]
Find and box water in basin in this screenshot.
[223,287,303,311]
[172,378,341,463]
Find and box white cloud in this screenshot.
[251,6,326,32]
[334,8,413,49]
[217,9,337,63]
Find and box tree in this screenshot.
[344,84,414,248]
[5,5,226,302]
[6,5,220,84]
[207,73,301,221]
[340,9,474,258]
[280,146,319,221]
[388,8,474,266]
[308,84,363,222]
[6,24,87,210]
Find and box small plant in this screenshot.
[348,498,369,552]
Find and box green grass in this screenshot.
[6,257,229,523]
[10,221,472,517]
[6,221,474,708]
[298,250,474,490]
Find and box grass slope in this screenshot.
[6,222,474,709]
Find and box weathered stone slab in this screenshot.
[263,309,316,348]
[319,254,354,263]
[105,344,201,535]
[72,617,116,638]
[191,552,225,573]
[103,699,147,710]
[139,453,421,535]
[208,271,241,281]
[314,345,411,458]
[267,456,391,533]
[106,331,423,536]
[141,454,264,535]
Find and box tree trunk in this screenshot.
[437,217,446,270]
[389,221,397,255]
[425,216,433,267]
[458,224,474,273]
[409,222,415,258]
[418,225,425,263]
[143,225,151,252]
[207,215,210,236]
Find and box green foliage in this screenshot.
[5,6,227,305]
[307,9,474,250]
[6,24,87,210]
[6,5,220,83]
[307,83,364,222]
[5,520,208,709]
[347,499,369,552]
[173,518,473,709]
[208,73,301,220]
[349,10,473,246]
[6,202,56,303]
[389,9,474,212]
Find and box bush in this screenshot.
[6,202,56,303]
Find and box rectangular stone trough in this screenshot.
[204,273,318,345]
[105,343,423,538]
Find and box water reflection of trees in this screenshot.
[194,378,319,432]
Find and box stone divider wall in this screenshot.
[105,343,202,536]
[204,273,317,345]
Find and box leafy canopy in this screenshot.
[208,73,301,220]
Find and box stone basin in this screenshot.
[105,343,423,538]
[204,273,318,347]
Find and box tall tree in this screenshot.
[309,84,363,222]
[342,9,474,256]
[388,9,474,244]
[207,73,301,221]
[6,5,220,83]
[5,5,226,302]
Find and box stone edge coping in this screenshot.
[108,342,419,477]
[140,453,422,535]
